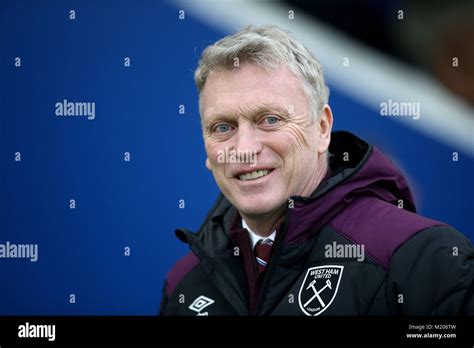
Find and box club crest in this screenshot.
[298,265,344,316]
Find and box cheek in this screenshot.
[271,125,320,184]
[205,142,230,181]
[204,142,221,166]
[283,112,318,149]
[286,124,310,150]
[278,124,316,161]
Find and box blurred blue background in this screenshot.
[0,0,472,315]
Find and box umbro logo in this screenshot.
[188,295,215,316]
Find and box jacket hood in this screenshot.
[176,131,416,249]
[282,130,416,245]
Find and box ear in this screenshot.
[317,104,333,154]
[205,158,212,171]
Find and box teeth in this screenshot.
[239,169,270,181]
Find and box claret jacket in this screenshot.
[160,131,474,316]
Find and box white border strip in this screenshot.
[174,0,474,156]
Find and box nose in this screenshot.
[233,123,263,158]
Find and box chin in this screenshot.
[232,194,286,217]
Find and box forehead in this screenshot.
[200,63,308,120]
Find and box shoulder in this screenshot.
[392,223,474,260]
[165,251,200,298]
[327,196,446,270]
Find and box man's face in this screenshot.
[200,63,330,218]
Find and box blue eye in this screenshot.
[265,116,279,125]
[215,124,231,133]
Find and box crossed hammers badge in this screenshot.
[298,265,344,316]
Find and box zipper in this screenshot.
[176,227,250,315]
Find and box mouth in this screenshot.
[236,169,275,181]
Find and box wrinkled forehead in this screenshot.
[200,63,309,121]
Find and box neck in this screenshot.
[241,158,329,237]
[241,205,286,238]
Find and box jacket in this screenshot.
[160,131,474,316]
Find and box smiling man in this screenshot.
[201,61,331,240]
[160,25,474,316]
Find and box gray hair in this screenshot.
[194,25,329,122]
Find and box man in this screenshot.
[160,25,474,316]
